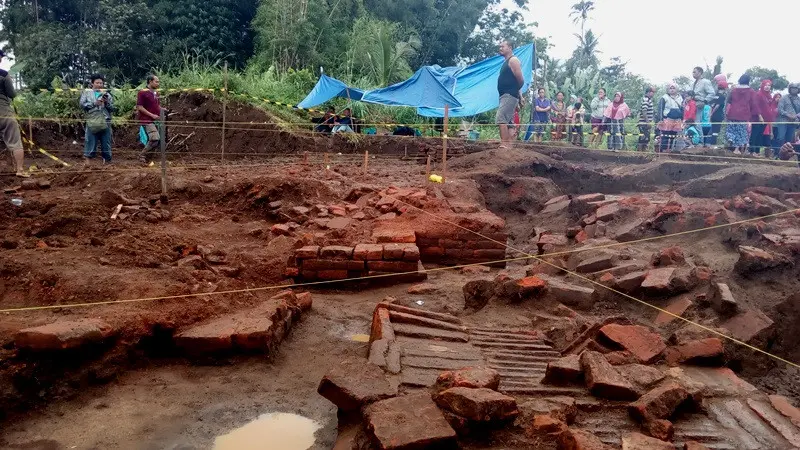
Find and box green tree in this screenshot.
[745,66,789,91]
[566,29,600,73]
[346,17,419,87]
[569,1,594,38]
[460,5,534,64]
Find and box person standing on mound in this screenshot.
[0,49,28,177]
[496,39,524,148]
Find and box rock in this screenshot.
[326,217,352,230]
[435,367,501,392]
[37,179,51,189]
[710,283,737,316]
[538,233,570,251]
[376,212,397,221]
[463,279,494,310]
[407,283,438,295]
[527,415,568,437]
[620,364,666,393]
[769,395,800,429]
[545,194,571,206]
[599,324,666,364]
[621,432,674,450]
[15,319,115,351]
[734,245,792,274]
[628,382,689,422]
[576,254,616,274]
[518,396,577,425]
[271,224,292,236]
[566,227,582,238]
[295,292,313,311]
[643,419,674,441]
[540,275,596,310]
[720,309,774,344]
[434,387,518,423]
[461,265,491,275]
[291,206,311,216]
[654,296,694,327]
[640,268,676,295]
[317,360,397,411]
[544,354,583,385]
[580,351,639,400]
[352,211,366,220]
[652,246,686,266]
[557,428,613,450]
[663,338,724,366]
[517,276,548,297]
[684,442,710,450]
[605,351,638,365]
[615,270,648,293]
[595,202,620,222]
[177,255,204,269]
[364,393,457,449]
[268,200,283,210]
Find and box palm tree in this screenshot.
[365,25,421,87]
[569,1,595,37]
[571,29,601,70]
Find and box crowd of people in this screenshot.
[504,65,800,158]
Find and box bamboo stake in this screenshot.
[442,104,449,179]
[363,151,368,175]
[221,61,228,163]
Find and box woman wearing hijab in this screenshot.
[590,88,611,147]
[750,79,775,157]
[603,92,631,150]
[725,74,760,154]
[656,83,684,152]
[551,92,567,140]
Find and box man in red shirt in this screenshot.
[137,75,165,163]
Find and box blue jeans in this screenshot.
[773,123,798,154]
[84,125,112,162]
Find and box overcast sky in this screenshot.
[515,0,800,85]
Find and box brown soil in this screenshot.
[4,93,800,449]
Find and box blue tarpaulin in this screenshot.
[297,74,364,109]
[417,43,534,117]
[297,42,534,117]
[360,66,462,109]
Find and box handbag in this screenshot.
[87,109,108,134]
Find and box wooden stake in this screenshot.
[442,104,449,179]
[303,151,309,165]
[159,109,168,203]
[426,154,431,177]
[27,118,33,153]
[221,61,228,163]
[363,151,369,175]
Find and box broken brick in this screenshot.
[14,319,115,351]
[599,324,666,364]
[558,428,613,450]
[353,244,384,261]
[710,283,738,316]
[720,309,775,344]
[580,351,639,401]
[628,382,689,422]
[654,296,693,327]
[433,387,519,423]
[295,246,320,259]
[595,202,620,222]
[374,229,416,244]
[435,367,500,392]
[643,419,674,442]
[527,415,568,437]
[734,245,793,274]
[652,246,686,266]
[544,354,583,385]
[640,268,676,294]
[365,393,456,449]
[317,360,397,411]
[621,432,674,450]
[271,224,292,236]
[517,276,548,296]
[663,338,724,366]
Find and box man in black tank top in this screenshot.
[496,40,524,148]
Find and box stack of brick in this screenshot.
[289,244,425,282]
[416,229,508,268]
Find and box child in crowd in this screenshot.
[683,91,697,122]
[684,119,703,147]
[695,97,712,147]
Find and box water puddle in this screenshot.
[213,412,321,450]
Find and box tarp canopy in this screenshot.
[297,42,534,117]
[297,74,364,109]
[417,43,534,117]
[360,66,462,109]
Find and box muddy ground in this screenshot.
[3,94,800,449]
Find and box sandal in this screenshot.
[15,171,31,178]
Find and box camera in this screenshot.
[102,92,111,101]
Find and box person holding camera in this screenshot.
[79,74,114,163]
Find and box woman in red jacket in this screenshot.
[725,74,761,154]
[750,79,776,157]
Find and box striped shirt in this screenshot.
[639,96,654,123]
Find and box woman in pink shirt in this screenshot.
[604,92,631,150]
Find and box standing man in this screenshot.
[692,67,716,103]
[0,50,28,177]
[774,83,800,152]
[637,86,656,151]
[496,39,524,148]
[137,74,165,164]
[80,74,114,164]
